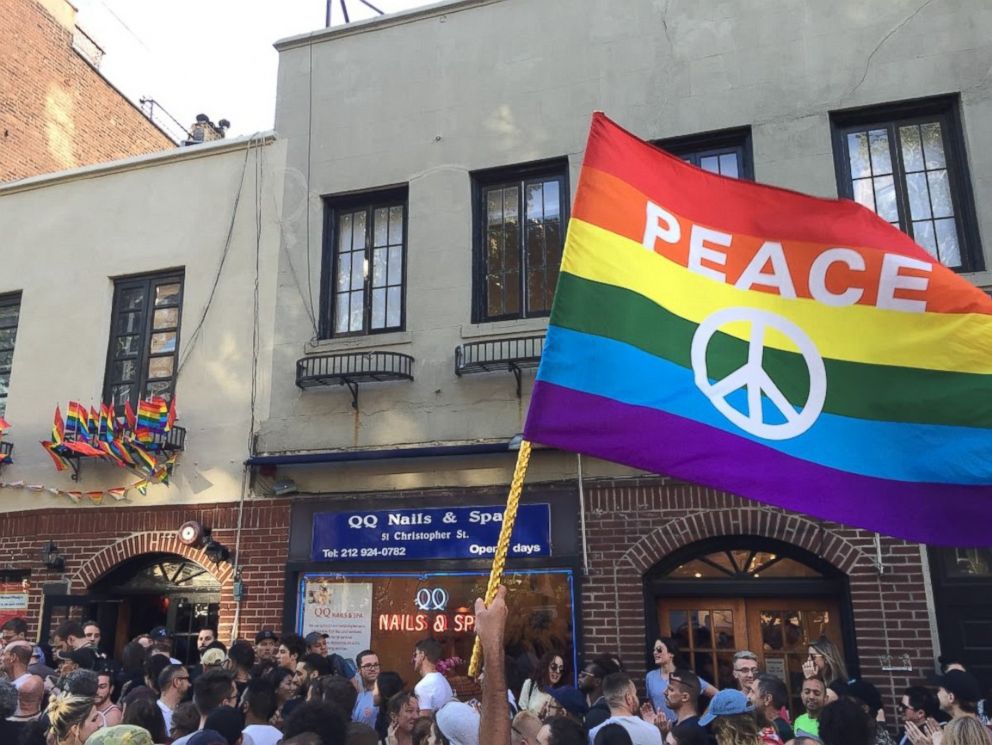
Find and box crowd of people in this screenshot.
[0,590,988,745]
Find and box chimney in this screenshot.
[183,114,230,146]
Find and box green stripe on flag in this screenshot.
[551,272,992,429]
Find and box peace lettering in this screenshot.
[642,201,933,313]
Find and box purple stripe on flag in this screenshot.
[524,381,992,547]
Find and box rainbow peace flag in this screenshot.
[524,113,992,547]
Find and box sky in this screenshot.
[72,0,435,139]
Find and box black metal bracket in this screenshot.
[455,335,545,399]
[67,456,82,482]
[343,379,360,410]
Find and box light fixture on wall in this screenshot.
[41,541,65,572]
[202,533,231,565]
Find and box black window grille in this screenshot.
[472,159,569,322]
[321,187,407,337]
[103,271,184,411]
[0,293,20,418]
[654,127,754,180]
[831,96,982,271]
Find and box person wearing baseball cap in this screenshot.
[303,632,328,657]
[254,630,279,664]
[56,647,100,673]
[930,669,984,720]
[699,689,759,742]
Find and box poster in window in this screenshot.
[300,579,373,661]
[0,583,28,628]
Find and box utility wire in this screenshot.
[176,136,256,375]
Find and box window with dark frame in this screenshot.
[103,271,184,411]
[472,159,569,323]
[831,96,982,271]
[0,294,21,418]
[653,126,754,181]
[321,188,407,338]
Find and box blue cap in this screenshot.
[698,689,753,726]
[548,686,588,717]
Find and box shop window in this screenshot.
[653,127,754,180]
[103,271,184,411]
[321,188,407,337]
[830,96,982,271]
[0,293,20,417]
[472,160,569,322]
[298,569,576,698]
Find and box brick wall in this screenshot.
[0,0,174,182]
[581,478,933,718]
[0,498,291,643]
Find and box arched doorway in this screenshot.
[42,553,220,664]
[643,535,856,709]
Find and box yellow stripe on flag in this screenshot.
[563,219,992,373]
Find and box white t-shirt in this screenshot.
[156,699,174,733]
[243,724,284,745]
[414,671,453,712]
[588,716,663,745]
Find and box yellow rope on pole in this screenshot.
[468,439,532,678]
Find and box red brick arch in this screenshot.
[70,531,235,592]
[621,506,877,575]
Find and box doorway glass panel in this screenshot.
[660,598,843,710]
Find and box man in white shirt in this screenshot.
[412,638,453,716]
[587,674,662,745]
[157,664,191,733]
[241,679,282,745]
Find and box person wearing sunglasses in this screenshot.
[520,653,568,718]
[644,639,717,725]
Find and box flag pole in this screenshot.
[468,439,532,678]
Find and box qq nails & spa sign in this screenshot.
[311,504,551,561]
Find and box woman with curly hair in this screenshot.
[802,637,849,702]
[519,652,566,717]
[48,692,103,745]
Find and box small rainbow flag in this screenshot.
[524,113,992,547]
[137,397,169,433]
[65,402,90,441]
[52,406,65,446]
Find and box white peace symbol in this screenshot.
[690,307,826,441]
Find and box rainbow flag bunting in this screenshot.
[0,416,10,431]
[524,113,992,547]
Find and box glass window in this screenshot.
[654,127,754,181]
[473,161,569,322]
[0,294,21,418]
[323,190,406,337]
[103,272,183,411]
[667,550,822,579]
[939,548,992,578]
[299,570,575,699]
[832,97,981,271]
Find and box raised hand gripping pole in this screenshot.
[467,439,532,678]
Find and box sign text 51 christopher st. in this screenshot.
[311,504,551,561]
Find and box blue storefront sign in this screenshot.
[311,504,551,561]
